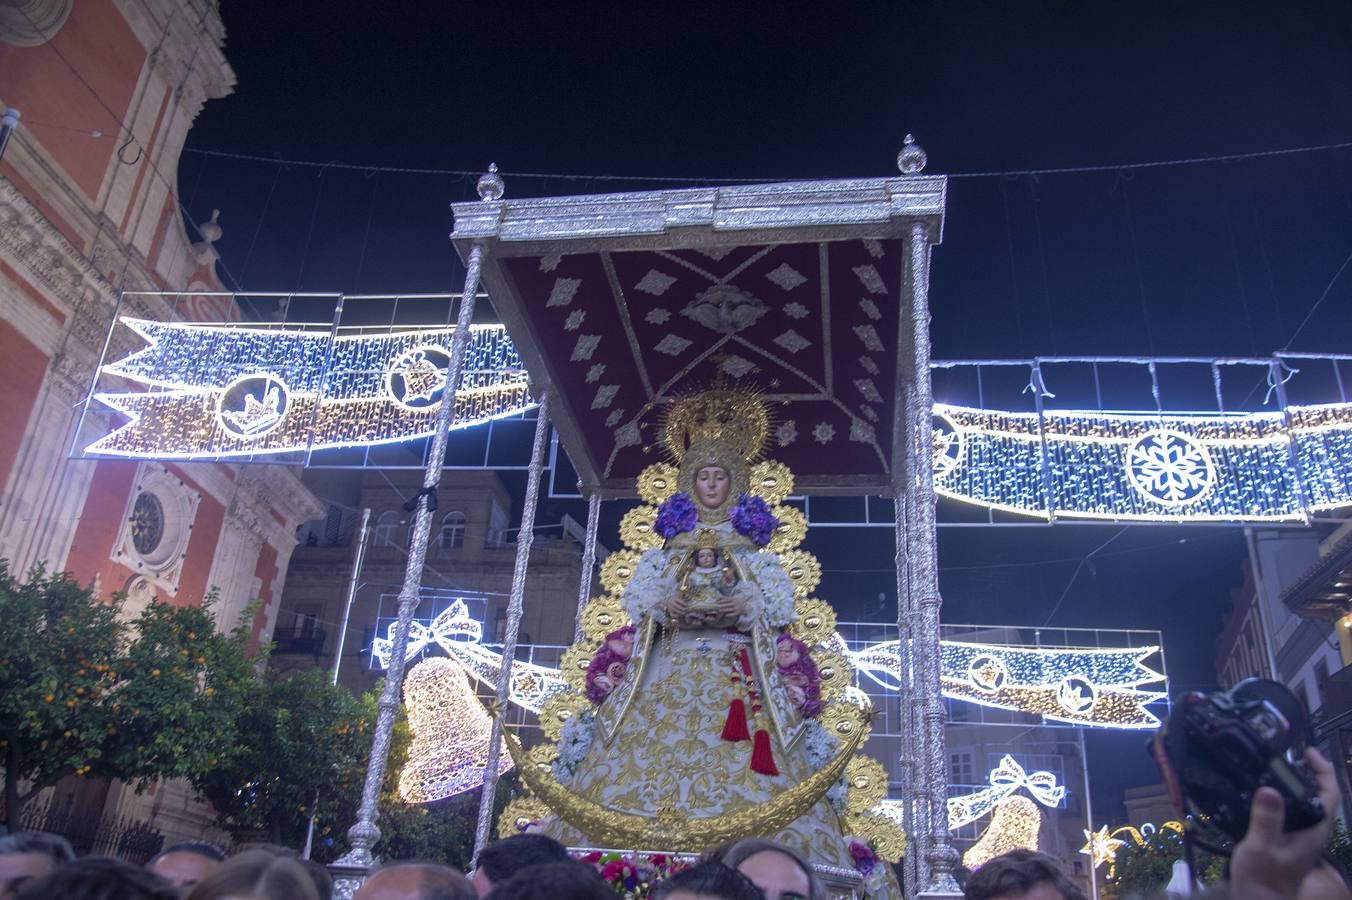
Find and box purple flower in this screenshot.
[729,492,779,546]
[655,492,698,538]
[849,840,878,875]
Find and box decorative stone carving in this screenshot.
[0,0,73,47]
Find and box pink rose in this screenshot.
[593,673,615,693]
[782,670,810,687]
[606,661,627,682]
[787,684,807,707]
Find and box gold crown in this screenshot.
[693,528,719,550]
[660,385,770,464]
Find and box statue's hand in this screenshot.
[716,593,747,617]
[666,594,688,618]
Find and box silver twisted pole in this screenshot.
[907,219,961,898]
[328,245,486,899]
[573,492,602,641]
[893,497,924,897]
[472,390,553,861]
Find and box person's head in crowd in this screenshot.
[470,834,572,897]
[182,849,319,900]
[147,841,227,891]
[355,861,475,900]
[481,861,612,900]
[709,839,823,900]
[650,861,767,900]
[0,831,75,900]
[14,856,178,900]
[301,859,333,900]
[962,849,1086,900]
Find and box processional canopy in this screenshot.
[451,173,946,497]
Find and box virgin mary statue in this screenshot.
[503,386,901,885]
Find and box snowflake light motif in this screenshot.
[1125,429,1215,506]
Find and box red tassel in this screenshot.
[722,698,750,742]
[751,728,779,775]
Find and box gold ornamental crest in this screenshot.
[635,462,679,505]
[539,689,589,741]
[559,644,598,691]
[844,755,889,812]
[579,596,629,643]
[778,549,821,598]
[599,550,642,595]
[765,504,807,554]
[789,598,837,647]
[749,460,794,504]
[618,506,663,551]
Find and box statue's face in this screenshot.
[696,548,718,568]
[694,465,731,509]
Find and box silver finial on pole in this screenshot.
[477,162,505,201]
[897,134,928,175]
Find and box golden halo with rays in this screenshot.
[659,383,773,466]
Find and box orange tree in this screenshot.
[193,669,379,850]
[0,563,259,829]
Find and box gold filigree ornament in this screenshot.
[818,699,872,742]
[749,460,794,504]
[789,598,837,647]
[844,755,889,812]
[765,504,807,554]
[636,463,680,505]
[559,644,599,691]
[580,596,629,643]
[812,648,855,701]
[539,689,589,741]
[499,699,867,851]
[843,811,907,863]
[526,742,560,773]
[661,387,771,465]
[498,793,552,837]
[600,550,642,595]
[619,505,663,551]
[778,549,821,598]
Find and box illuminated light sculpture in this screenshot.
[853,639,1166,729]
[930,400,1352,523]
[963,795,1043,870]
[945,755,1065,830]
[397,656,513,803]
[373,605,1166,730]
[1082,820,1186,878]
[85,318,534,458]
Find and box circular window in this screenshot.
[130,492,165,556]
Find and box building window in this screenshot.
[949,750,975,788]
[129,492,165,557]
[374,510,401,548]
[439,511,467,549]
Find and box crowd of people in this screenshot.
[1,754,1350,900]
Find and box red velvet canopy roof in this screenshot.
[451,178,946,497]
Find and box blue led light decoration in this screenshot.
[374,604,1167,730]
[85,318,536,458]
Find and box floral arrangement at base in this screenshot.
[848,837,888,895]
[575,850,694,898]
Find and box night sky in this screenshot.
[179,1,1352,819]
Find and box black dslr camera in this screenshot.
[1152,678,1324,842]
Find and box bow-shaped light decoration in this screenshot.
[946,755,1066,830]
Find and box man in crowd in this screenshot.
[963,850,1084,900]
[355,861,475,900]
[0,832,75,900]
[146,840,226,891]
[468,834,572,897]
